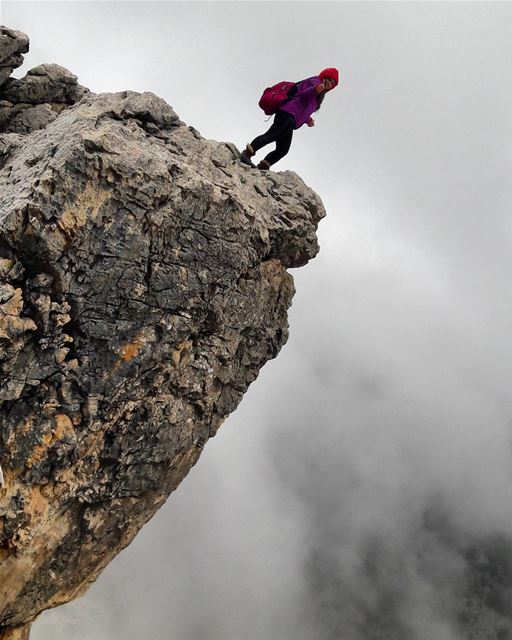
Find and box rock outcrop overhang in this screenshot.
[0,26,325,638]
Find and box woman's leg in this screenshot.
[263,126,294,166]
[250,111,295,154]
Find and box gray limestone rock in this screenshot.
[0,27,29,88]
[0,27,89,135]
[0,29,325,639]
[0,63,89,106]
[3,103,59,134]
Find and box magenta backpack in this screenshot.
[258,81,298,116]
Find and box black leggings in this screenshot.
[250,110,295,166]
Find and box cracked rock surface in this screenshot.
[0,26,325,638]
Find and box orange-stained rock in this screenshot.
[0,624,31,640]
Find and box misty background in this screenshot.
[3,1,512,638]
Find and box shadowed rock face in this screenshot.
[0,27,325,638]
[0,27,29,88]
[0,25,87,136]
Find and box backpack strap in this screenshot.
[286,83,299,99]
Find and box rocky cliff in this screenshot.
[0,27,325,638]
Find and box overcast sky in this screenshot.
[3,2,512,638]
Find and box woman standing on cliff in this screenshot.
[241,67,339,170]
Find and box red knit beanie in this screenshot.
[319,67,339,88]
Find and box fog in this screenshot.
[3,2,512,638]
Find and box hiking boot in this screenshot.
[257,159,271,171]
[240,143,256,167]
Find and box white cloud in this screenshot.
[4,2,511,638]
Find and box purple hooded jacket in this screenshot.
[279,76,322,129]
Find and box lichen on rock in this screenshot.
[0,26,325,637]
